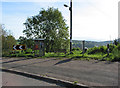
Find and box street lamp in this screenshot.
[64,0,72,54]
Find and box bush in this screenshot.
[111,48,120,61]
[109,44,115,53]
[25,48,33,54]
[87,47,97,54]
[87,46,107,54]
[17,54,27,57]
[72,48,80,51]
[10,54,17,57]
[117,44,120,50]
[99,46,107,53]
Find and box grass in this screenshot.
[2,50,117,62]
[2,44,120,62]
[42,52,66,59]
[43,51,106,61]
[43,50,120,62]
[73,81,78,85]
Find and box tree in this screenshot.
[18,36,34,49]
[0,24,16,55]
[23,7,69,52]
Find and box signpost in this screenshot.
[13,45,25,50]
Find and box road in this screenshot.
[2,72,58,86]
[2,57,119,86]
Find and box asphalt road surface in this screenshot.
[2,72,58,86]
[2,57,119,86]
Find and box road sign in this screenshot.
[13,45,26,50]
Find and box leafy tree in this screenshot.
[23,7,69,52]
[0,24,16,56]
[18,36,34,49]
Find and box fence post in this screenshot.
[82,40,85,54]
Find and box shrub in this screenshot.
[99,46,107,53]
[117,44,120,50]
[17,54,26,57]
[72,48,80,51]
[109,44,115,53]
[111,48,120,61]
[10,54,17,57]
[87,47,98,54]
[25,48,33,54]
[87,46,107,54]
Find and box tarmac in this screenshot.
[1,57,119,87]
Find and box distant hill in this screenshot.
[72,40,113,49]
[118,38,120,43]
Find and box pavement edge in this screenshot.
[0,67,89,88]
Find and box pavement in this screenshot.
[1,57,119,87]
[2,72,58,86]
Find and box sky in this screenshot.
[1,0,120,41]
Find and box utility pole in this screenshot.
[70,0,72,54]
[64,0,72,54]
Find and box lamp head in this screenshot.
[64,4,69,7]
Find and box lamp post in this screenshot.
[64,0,72,54]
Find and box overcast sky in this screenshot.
[1,0,120,41]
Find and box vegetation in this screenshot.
[1,24,120,62]
[23,7,69,52]
[1,7,120,62]
[4,42,120,62]
[72,40,112,49]
[18,36,34,49]
[0,24,16,56]
[86,43,120,62]
[73,81,78,85]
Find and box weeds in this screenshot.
[3,44,120,62]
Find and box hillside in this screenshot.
[72,40,112,49]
